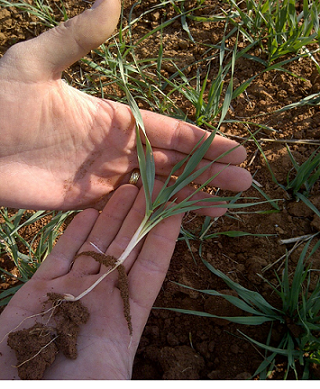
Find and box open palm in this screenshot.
[0,183,183,379]
[0,0,251,212]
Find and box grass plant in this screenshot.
[246,128,320,204]
[228,0,320,65]
[166,235,320,379]
[281,146,320,199]
[64,56,261,301]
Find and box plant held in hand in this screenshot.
[62,58,255,305]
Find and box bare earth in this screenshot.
[1,0,320,380]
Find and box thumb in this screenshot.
[2,0,121,80]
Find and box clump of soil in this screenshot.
[7,293,89,380]
[7,323,57,380]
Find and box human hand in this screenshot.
[0,0,251,213]
[0,182,183,379]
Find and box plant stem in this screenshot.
[64,215,150,302]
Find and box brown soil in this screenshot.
[7,293,89,380]
[1,0,320,380]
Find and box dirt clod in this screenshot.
[7,323,58,380]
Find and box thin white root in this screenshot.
[128,335,133,350]
[0,304,60,345]
[14,335,59,368]
[89,241,104,254]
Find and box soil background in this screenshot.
[1,0,320,380]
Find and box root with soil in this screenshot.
[6,252,132,379]
[74,251,132,335]
[7,293,89,380]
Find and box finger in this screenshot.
[128,212,183,332]
[72,185,139,275]
[152,148,252,192]
[104,185,149,272]
[141,110,247,165]
[33,209,99,280]
[3,0,121,80]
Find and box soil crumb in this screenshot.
[7,293,89,380]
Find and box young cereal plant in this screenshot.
[60,44,262,311]
[282,145,320,199]
[227,0,320,65]
[62,91,257,302]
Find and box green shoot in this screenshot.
[0,0,67,27]
[63,123,254,302]
[228,0,320,65]
[282,145,320,198]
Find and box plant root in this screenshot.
[76,251,133,335]
[0,303,61,346]
[7,293,89,380]
[7,250,133,379]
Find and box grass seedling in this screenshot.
[0,0,67,28]
[281,145,320,199]
[63,118,257,301]
[228,0,320,65]
[244,126,320,203]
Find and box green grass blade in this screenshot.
[203,230,276,240]
[118,50,155,212]
[201,257,281,316]
[296,194,320,218]
[0,284,23,306]
[173,281,275,317]
[159,307,273,325]
[239,330,300,358]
